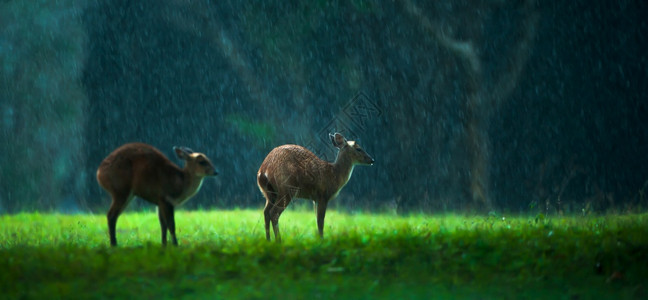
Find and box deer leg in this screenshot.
[263,200,272,241]
[158,200,178,246]
[316,200,328,238]
[157,205,168,246]
[107,203,120,247]
[269,205,284,243]
[167,205,178,246]
[259,175,275,241]
[106,193,132,247]
[263,189,278,241]
[271,218,281,243]
[269,193,289,243]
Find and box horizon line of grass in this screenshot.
[1,211,647,299]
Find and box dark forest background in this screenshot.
[1,0,647,214]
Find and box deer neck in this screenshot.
[168,170,205,207]
[184,173,205,197]
[332,152,355,189]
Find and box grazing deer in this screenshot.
[257,133,374,242]
[96,143,217,246]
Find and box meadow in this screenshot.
[1,209,647,299]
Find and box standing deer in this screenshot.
[96,143,217,246]
[257,133,374,242]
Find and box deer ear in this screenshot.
[174,146,194,160]
[329,133,347,148]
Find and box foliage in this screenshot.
[225,113,276,149]
[1,210,646,299]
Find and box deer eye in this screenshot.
[356,148,363,152]
[198,160,209,166]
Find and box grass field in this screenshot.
[1,209,647,299]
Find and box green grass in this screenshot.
[1,210,647,299]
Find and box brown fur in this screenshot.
[97,142,216,246]
[257,133,374,242]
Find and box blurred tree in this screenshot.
[0,0,88,212]
[402,0,539,211]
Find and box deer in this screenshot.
[96,142,217,246]
[257,132,374,242]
